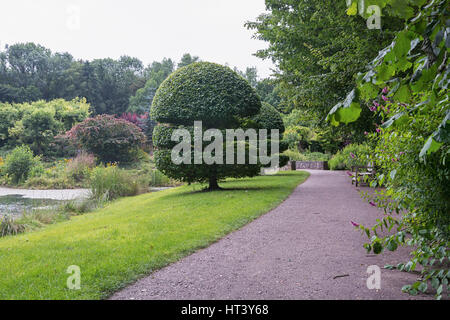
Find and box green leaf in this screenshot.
[347,1,358,16]
[404,261,414,272]
[419,136,443,158]
[396,58,413,72]
[387,239,398,251]
[437,284,443,295]
[402,284,412,292]
[376,64,396,82]
[360,82,380,101]
[418,282,428,293]
[382,111,406,128]
[411,64,438,92]
[393,84,411,102]
[389,0,415,19]
[408,0,428,7]
[436,68,449,90]
[390,169,397,180]
[373,241,383,254]
[432,111,450,143]
[372,45,394,65]
[393,31,413,58]
[327,89,362,126]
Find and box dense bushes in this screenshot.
[65,152,96,183]
[254,103,288,168]
[0,146,175,191]
[23,156,93,189]
[1,146,42,184]
[148,169,171,187]
[283,126,317,151]
[0,99,90,155]
[328,143,372,170]
[120,112,157,148]
[0,105,19,144]
[89,165,142,201]
[283,150,331,162]
[66,115,146,163]
[360,97,449,298]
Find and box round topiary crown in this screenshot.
[151,62,261,128]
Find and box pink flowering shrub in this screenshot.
[66,115,146,163]
[328,143,372,170]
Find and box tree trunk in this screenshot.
[208,176,220,191]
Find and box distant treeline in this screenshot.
[0,43,280,117]
[0,43,203,115]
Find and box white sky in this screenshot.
[0,0,276,78]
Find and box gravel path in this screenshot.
[111,170,432,300]
[0,187,90,200]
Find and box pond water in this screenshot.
[0,194,66,217]
[0,187,172,218]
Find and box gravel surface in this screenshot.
[111,170,433,300]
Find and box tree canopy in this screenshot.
[246,0,402,142]
[0,43,203,117]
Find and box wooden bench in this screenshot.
[351,164,375,187]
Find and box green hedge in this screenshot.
[328,143,372,170]
[253,102,285,134]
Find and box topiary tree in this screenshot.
[253,102,289,168]
[66,114,146,163]
[253,102,285,134]
[151,62,286,190]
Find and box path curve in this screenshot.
[111,170,432,300]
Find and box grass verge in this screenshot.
[0,171,309,300]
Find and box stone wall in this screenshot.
[281,161,329,171]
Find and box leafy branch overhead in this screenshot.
[328,0,449,159]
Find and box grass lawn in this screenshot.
[0,171,309,300]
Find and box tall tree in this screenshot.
[0,43,145,115]
[235,66,259,88]
[128,58,176,114]
[234,67,283,111]
[81,56,144,115]
[246,0,402,141]
[177,53,200,69]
